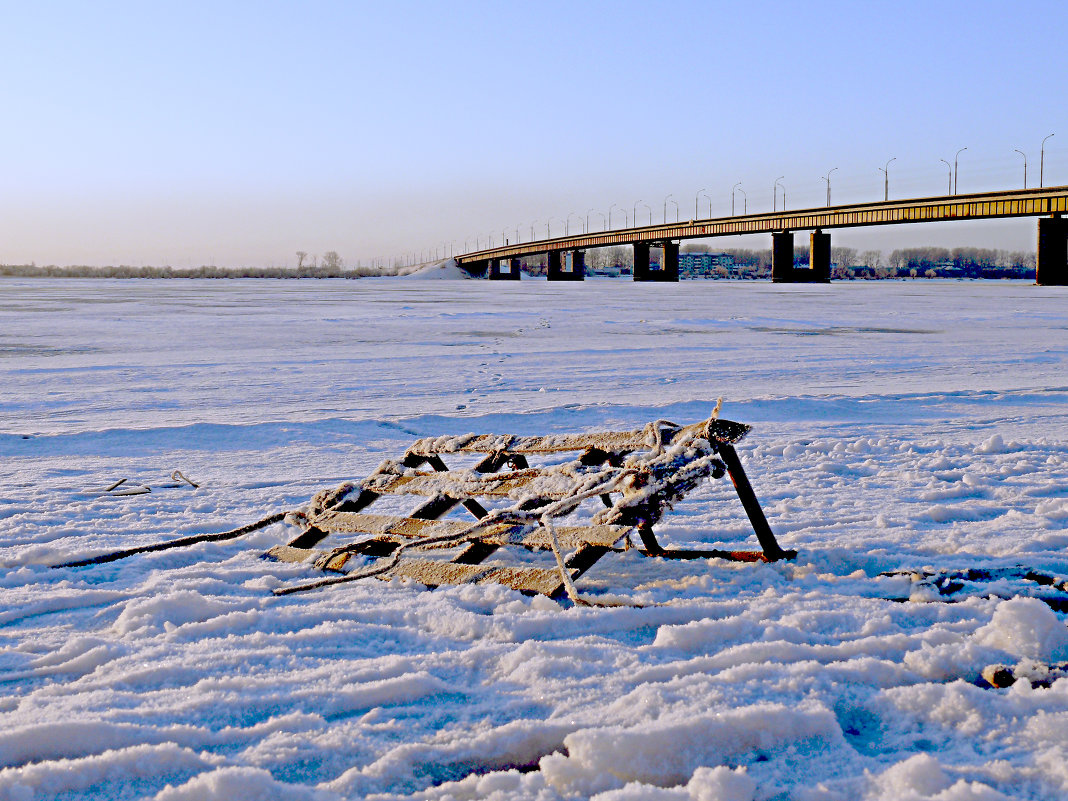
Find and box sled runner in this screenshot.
[269,415,795,599]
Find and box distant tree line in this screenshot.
[0,250,401,279]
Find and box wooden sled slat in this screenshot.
[311,511,629,550]
[406,419,751,457]
[360,468,548,498]
[383,559,566,597]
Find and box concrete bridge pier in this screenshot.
[633,242,651,281]
[658,241,679,281]
[548,250,585,281]
[633,242,679,282]
[489,258,521,280]
[771,231,794,282]
[1037,216,1068,286]
[809,229,831,281]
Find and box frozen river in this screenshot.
[2,277,1068,800]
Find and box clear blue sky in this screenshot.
[2,0,1065,266]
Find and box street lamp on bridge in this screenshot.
[665,196,678,223]
[773,176,784,212]
[879,158,896,201]
[546,217,556,238]
[1041,134,1055,188]
[663,194,673,224]
[731,182,742,216]
[566,212,583,235]
[939,159,952,195]
[737,188,747,215]
[587,208,606,232]
[608,204,618,229]
[954,147,967,195]
[530,220,538,241]
[822,167,838,207]
[633,200,642,229]
[695,189,706,219]
[641,203,652,225]
[1014,149,1028,189]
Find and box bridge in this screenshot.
[455,185,1068,285]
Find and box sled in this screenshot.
[268,415,795,598]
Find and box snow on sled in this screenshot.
[268,414,795,600]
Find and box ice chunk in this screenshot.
[973,597,1068,662]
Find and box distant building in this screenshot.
[679,252,736,278]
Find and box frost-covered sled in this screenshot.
[269,415,795,600]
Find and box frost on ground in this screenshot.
[1,277,1067,800]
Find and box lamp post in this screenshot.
[566,212,583,235]
[773,176,784,212]
[822,167,838,207]
[502,228,509,246]
[633,200,641,229]
[701,192,712,217]
[608,204,618,229]
[665,198,678,223]
[879,157,896,201]
[546,217,555,238]
[530,220,538,241]
[588,208,605,232]
[954,147,967,195]
[737,188,747,215]
[1014,149,1028,189]
[939,159,952,195]
[1041,133,1054,188]
[731,182,741,216]
[663,194,674,224]
[695,188,706,218]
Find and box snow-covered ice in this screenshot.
[2,277,1067,800]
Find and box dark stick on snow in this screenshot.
[52,512,287,569]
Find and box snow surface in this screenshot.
[1,277,1068,800]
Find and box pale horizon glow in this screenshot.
[2,1,1065,267]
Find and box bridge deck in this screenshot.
[457,185,1068,264]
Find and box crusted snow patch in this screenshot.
[973,597,1068,662]
[113,590,251,634]
[0,743,221,800]
[153,766,334,800]
[686,766,757,801]
[540,703,841,795]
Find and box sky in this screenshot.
[2,0,1066,267]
